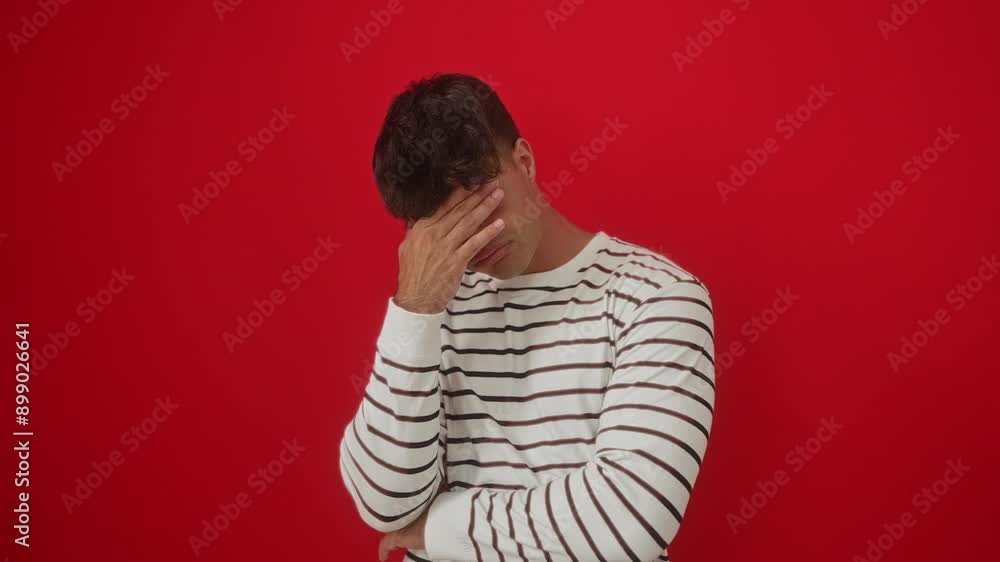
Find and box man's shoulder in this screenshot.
[599,233,708,299]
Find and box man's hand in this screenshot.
[377,507,428,561]
[394,180,506,314]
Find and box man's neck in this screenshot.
[522,206,595,275]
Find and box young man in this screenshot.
[339,73,715,562]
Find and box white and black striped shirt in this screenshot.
[339,231,715,562]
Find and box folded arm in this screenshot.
[338,297,447,532]
[423,280,716,562]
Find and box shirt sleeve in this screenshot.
[423,280,715,562]
[338,296,448,532]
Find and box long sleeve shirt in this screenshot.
[338,230,715,562]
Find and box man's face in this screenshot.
[464,160,542,279]
[404,141,543,280]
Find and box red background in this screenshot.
[7,0,999,560]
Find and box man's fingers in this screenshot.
[447,182,504,244]
[378,533,397,561]
[457,218,506,264]
[436,179,501,235]
[420,182,479,227]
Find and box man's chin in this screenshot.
[470,248,519,278]
[471,262,517,279]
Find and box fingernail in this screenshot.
[492,189,504,200]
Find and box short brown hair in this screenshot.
[372,73,520,220]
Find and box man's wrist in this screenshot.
[392,294,445,315]
[377,297,446,363]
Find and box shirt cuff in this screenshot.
[424,490,477,562]
[375,296,446,363]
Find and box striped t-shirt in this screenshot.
[339,230,715,562]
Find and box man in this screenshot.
[339,73,715,562]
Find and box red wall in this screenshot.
[8,0,999,560]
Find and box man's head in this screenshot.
[372,73,544,279]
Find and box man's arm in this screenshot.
[338,297,448,532]
[422,279,715,562]
[338,180,508,533]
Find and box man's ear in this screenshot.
[512,137,536,183]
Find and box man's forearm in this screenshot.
[338,296,447,532]
[422,280,715,562]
